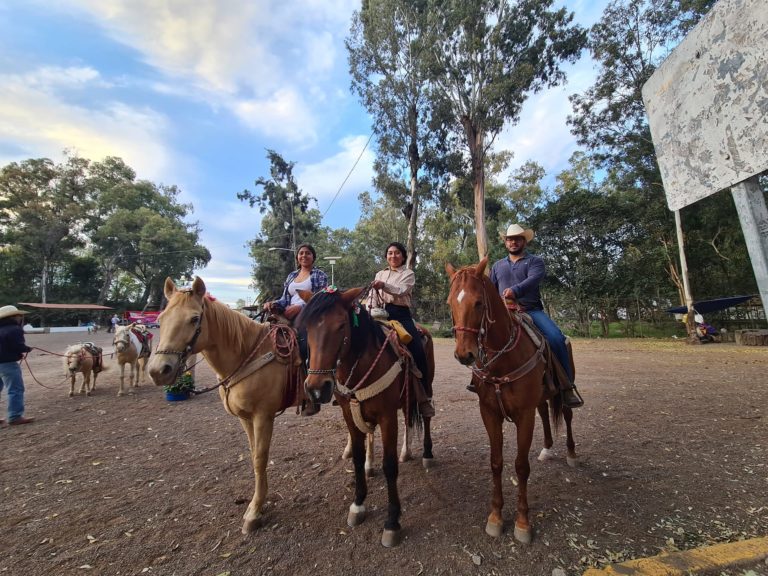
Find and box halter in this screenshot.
[155,294,205,381]
[449,269,517,369]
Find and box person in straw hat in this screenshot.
[0,305,35,425]
[485,224,583,408]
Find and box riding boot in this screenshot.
[466,382,478,393]
[560,382,584,408]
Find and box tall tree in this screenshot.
[426,0,585,257]
[238,151,322,301]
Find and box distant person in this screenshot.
[489,224,583,408]
[0,305,35,426]
[109,314,119,333]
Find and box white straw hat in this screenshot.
[501,224,534,242]
[0,305,29,320]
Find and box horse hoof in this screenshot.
[485,520,503,538]
[68,392,74,397]
[381,528,401,548]
[537,447,555,461]
[365,466,375,478]
[241,516,263,534]
[422,457,435,470]
[117,391,124,397]
[347,504,366,527]
[513,524,532,544]
[566,455,579,468]
[399,452,412,463]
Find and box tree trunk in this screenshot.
[40,258,49,303]
[462,116,488,259]
[406,104,420,270]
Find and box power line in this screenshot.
[322,132,374,220]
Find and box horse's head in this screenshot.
[296,286,365,410]
[112,325,133,353]
[148,277,207,388]
[64,345,86,373]
[445,257,492,366]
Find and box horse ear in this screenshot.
[164,277,176,299]
[341,287,365,308]
[191,276,207,298]
[296,289,313,303]
[445,262,457,278]
[476,256,489,277]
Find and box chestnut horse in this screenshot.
[297,286,435,548]
[64,343,104,397]
[147,277,304,534]
[445,257,577,544]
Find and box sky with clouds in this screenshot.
[0,0,609,306]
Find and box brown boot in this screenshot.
[466,382,478,393]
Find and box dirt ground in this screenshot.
[2,330,767,576]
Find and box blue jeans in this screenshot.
[0,360,26,421]
[527,310,573,382]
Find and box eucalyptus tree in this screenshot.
[0,156,93,302]
[567,0,719,305]
[238,150,323,302]
[347,0,453,269]
[425,0,586,258]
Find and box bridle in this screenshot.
[113,329,130,352]
[449,269,519,370]
[155,293,205,381]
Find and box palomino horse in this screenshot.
[113,324,151,396]
[297,286,435,548]
[64,343,104,397]
[148,277,305,534]
[445,257,577,544]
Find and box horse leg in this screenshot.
[78,373,87,395]
[240,413,275,534]
[512,409,536,544]
[562,406,578,467]
[342,432,352,459]
[365,432,375,478]
[131,360,139,388]
[84,371,92,396]
[137,356,146,386]
[537,399,555,461]
[117,363,125,396]
[479,404,505,538]
[421,415,435,469]
[69,374,75,397]
[346,425,369,528]
[379,411,402,548]
[399,413,412,463]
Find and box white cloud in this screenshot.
[0,67,171,180]
[232,88,318,145]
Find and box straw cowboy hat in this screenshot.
[0,305,29,320]
[501,224,534,243]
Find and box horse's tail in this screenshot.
[406,373,424,435]
[550,388,564,433]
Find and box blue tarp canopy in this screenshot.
[666,295,756,315]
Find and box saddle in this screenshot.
[130,327,154,358]
[510,309,569,397]
[82,342,104,373]
[375,320,425,381]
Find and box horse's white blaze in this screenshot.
[457,289,466,303]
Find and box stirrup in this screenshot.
[561,386,584,408]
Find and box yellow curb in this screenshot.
[583,536,768,575]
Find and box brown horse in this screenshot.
[445,257,577,544]
[64,343,104,397]
[297,286,435,548]
[147,277,304,534]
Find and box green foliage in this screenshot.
[164,370,195,394]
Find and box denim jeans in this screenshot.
[0,360,26,421]
[527,310,574,382]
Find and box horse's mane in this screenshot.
[297,289,385,354]
[171,291,269,357]
[64,344,83,355]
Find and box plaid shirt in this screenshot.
[275,267,329,308]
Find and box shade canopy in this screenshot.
[666,295,756,315]
[18,303,113,310]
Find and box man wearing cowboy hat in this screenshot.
[487,224,583,408]
[0,305,35,425]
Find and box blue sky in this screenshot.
[0,0,608,306]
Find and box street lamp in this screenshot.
[324,256,341,285]
[268,247,294,253]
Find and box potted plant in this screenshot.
[164,370,195,401]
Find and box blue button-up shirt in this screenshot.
[489,253,545,311]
